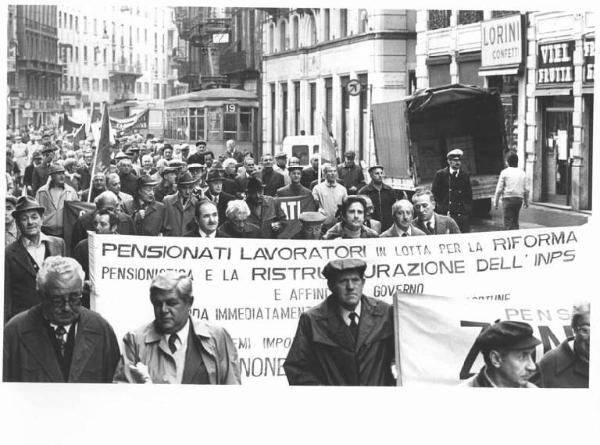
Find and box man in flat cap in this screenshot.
[35,163,78,237]
[284,259,395,386]
[113,271,241,384]
[462,320,540,388]
[431,149,473,233]
[534,302,590,388]
[337,151,365,195]
[292,212,326,240]
[4,196,65,323]
[162,171,198,237]
[131,175,166,236]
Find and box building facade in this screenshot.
[416,9,594,212]
[262,8,417,161]
[56,5,180,121]
[9,5,62,129]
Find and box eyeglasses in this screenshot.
[48,294,83,308]
[575,325,591,335]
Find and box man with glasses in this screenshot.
[535,302,590,388]
[3,256,120,382]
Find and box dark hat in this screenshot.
[161,166,178,176]
[474,321,542,352]
[368,164,384,173]
[41,144,55,154]
[6,195,18,206]
[447,149,464,159]
[246,177,265,193]
[299,211,326,224]
[12,196,45,218]
[48,163,65,175]
[206,169,224,183]
[176,171,197,186]
[275,151,287,159]
[344,151,356,159]
[138,175,159,188]
[322,259,367,281]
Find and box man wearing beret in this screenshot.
[462,320,540,388]
[4,196,65,323]
[284,259,395,386]
[431,149,473,233]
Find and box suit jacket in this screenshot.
[431,167,473,216]
[205,190,235,225]
[113,318,241,384]
[31,164,50,195]
[163,194,197,237]
[283,295,395,386]
[246,196,286,239]
[413,213,461,235]
[379,224,426,237]
[3,305,120,382]
[461,366,538,388]
[4,236,65,323]
[131,200,167,236]
[534,338,589,388]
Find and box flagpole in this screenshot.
[87,102,105,203]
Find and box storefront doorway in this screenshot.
[541,98,573,206]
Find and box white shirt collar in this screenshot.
[162,319,190,353]
[339,300,362,326]
[198,228,216,238]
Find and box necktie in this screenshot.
[54,326,67,356]
[427,222,433,234]
[401,232,408,237]
[349,312,359,341]
[168,333,179,354]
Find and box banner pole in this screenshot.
[393,291,403,387]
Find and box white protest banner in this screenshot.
[394,293,581,386]
[89,225,588,385]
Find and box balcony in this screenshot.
[109,63,143,79]
[17,58,63,76]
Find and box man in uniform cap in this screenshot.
[337,151,365,195]
[462,320,540,388]
[284,258,395,385]
[292,211,326,239]
[431,148,473,233]
[162,171,198,237]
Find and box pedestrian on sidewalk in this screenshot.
[494,153,529,230]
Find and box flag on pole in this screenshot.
[320,114,337,165]
[89,103,112,193]
[73,124,86,150]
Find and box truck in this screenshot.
[371,84,507,215]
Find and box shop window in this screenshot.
[428,10,451,30]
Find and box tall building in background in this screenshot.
[56,5,180,120]
[261,8,417,160]
[9,5,63,129]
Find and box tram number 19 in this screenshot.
[224,104,238,113]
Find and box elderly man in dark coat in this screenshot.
[245,177,286,239]
[4,196,65,323]
[284,259,395,386]
[131,175,166,236]
[3,256,120,382]
[534,302,590,388]
[162,171,198,237]
[259,153,285,197]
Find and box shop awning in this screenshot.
[478,64,520,77]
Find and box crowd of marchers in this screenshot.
[5,127,568,388]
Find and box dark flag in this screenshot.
[275,195,318,239]
[90,102,112,180]
[63,113,84,133]
[63,201,96,256]
[73,124,86,149]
